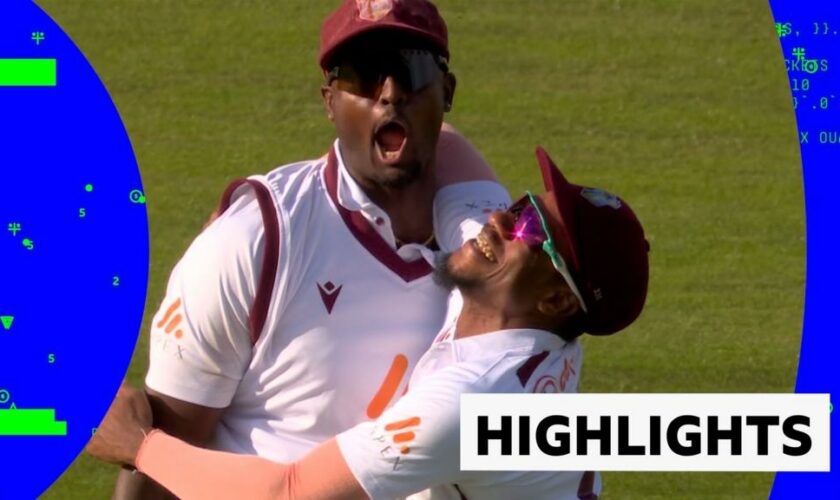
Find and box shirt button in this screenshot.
[375,217,385,226]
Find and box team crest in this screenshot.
[357,0,394,21]
[580,187,621,209]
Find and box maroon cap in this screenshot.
[535,146,650,336]
[319,0,449,69]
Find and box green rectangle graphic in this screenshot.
[0,59,57,86]
[0,409,67,435]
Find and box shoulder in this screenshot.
[208,156,328,252]
[199,187,265,269]
[435,180,511,208]
[444,341,582,395]
[265,156,328,202]
[487,342,583,394]
[408,356,509,406]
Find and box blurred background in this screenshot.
[36,0,803,498]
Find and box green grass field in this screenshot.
[36,1,803,498]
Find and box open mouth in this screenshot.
[374,120,407,163]
[473,231,498,263]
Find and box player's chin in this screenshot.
[436,257,484,291]
[450,242,495,280]
[377,161,423,189]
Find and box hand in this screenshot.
[86,382,153,467]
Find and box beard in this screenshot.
[379,160,423,189]
[433,252,482,292]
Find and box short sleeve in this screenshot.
[145,194,266,408]
[336,368,475,499]
[434,181,511,253]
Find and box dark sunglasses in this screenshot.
[508,192,587,312]
[326,49,448,98]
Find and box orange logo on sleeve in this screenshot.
[384,416,421,454]
[156,298,184,339]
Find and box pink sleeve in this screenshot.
[136,430,366,500]
[434,123,498,187]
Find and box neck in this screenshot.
[377,177,435,244]
[454,296,542,339]
[344,162,436,245]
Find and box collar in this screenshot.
[331,140,437,265]
[334,140,383,217]
[323,144,434,282]
[451,328,569,362]
[413,326,571,385]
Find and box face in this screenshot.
[440,193,577,317]
[321,34,456,190]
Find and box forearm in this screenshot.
[135,431,365,500]
[111,387,227,499]
[112,467,177,500]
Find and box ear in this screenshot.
[443,72,456,112]
[536,285,580,322]
[321,85,336,122]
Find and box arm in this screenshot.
[112,191,266,499]
[112,391,226,499]
[90,385,365,500]
[91,371,467,499]
[433,125,511,253]
[155,375,464,499]
[435,123,499,187]
[138,434,365,500]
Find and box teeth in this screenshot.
[378,143,402,162]
[476,233,496,262]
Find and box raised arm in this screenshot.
[433,125,512,253]
[435,123,499,187]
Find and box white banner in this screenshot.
[460,394,830,471]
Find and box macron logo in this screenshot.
[317,281,343,314]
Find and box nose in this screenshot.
[377,75,407,106]
[488,210,516,239]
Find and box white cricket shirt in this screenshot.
[336,320,597,500]
[146,140,511,461]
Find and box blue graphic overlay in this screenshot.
[0,1,148,498]
[769,1,839,497]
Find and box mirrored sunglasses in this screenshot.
[508,192,588,313]
[327,49,448,98]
